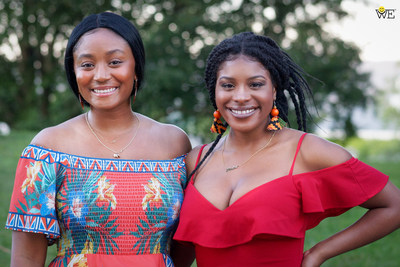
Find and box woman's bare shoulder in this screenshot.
[298,133,353,171]
[185,144,208,173]
[139,114,192,157]
[30,115,84,150]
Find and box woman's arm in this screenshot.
[11,231,48,267]
[170,240,195,267]
[170,146,203,267]
[302,180,400,267]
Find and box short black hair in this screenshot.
[64,12,145,105]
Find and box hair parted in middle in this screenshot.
[190,32,313,179]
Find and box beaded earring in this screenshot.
[79,94,85,110]
[210,110,227,134]
[267,102,284,131]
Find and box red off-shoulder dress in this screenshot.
[174,133,389,266]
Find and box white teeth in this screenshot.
[93,87,117,94]
[231,109,255,115]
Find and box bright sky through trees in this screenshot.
[325,0,400,62]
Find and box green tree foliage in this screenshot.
[0,0,115,129]
[0,0,370,140]
[377,62,400,130]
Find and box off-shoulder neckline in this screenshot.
[26,144,187,162]
[190,157,358,212]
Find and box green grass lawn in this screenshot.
[0,130,57,266]
[1,131,399,266]
[0,131,36,265]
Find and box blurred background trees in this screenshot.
[0,0,370,141]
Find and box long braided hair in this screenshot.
[190,32,313,179]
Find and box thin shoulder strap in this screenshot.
[194,144,207,169]
[190,144,207,183]
[289,133,308,175]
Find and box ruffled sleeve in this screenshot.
[294,157,389,229]
[5,145,61,244]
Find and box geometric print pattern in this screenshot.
[6,212,59,238]
[22,145,185,173]
[163,253,175,267]
[7,144,187,266]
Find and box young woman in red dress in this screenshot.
[173,32,400,267]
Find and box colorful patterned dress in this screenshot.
[6,145,187,266]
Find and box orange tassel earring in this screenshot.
[210,110,227,134]
[267,102,284,131]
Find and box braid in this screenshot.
[188,128,226,180]
[204,32,312,132]
[193,32,313,177]
[287,85,303,130]
[205,38,243,109]
[275,90,288,124]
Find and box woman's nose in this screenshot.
[94,64,111,82]
[232,85,251,102]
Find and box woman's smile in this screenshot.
[228,107,257,118]
[92,87,119,95]
[215,55,276,132]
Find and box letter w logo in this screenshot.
[376,9,396,19]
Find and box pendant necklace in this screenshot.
[85,112,140,158]
[222,131,276,172]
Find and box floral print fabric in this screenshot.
[6,145,186,266]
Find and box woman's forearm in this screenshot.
[303,181,400,266]
[11,231,48,267]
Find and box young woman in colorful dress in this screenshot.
[173,32,400,267]
[6,12,191,266]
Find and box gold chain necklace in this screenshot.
[222,131,276,172]
[85,112,140,158]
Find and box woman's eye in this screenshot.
[221,83,234,89]
[250,82,264,88]
[81,62,94,68]
[110,60,122,66]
